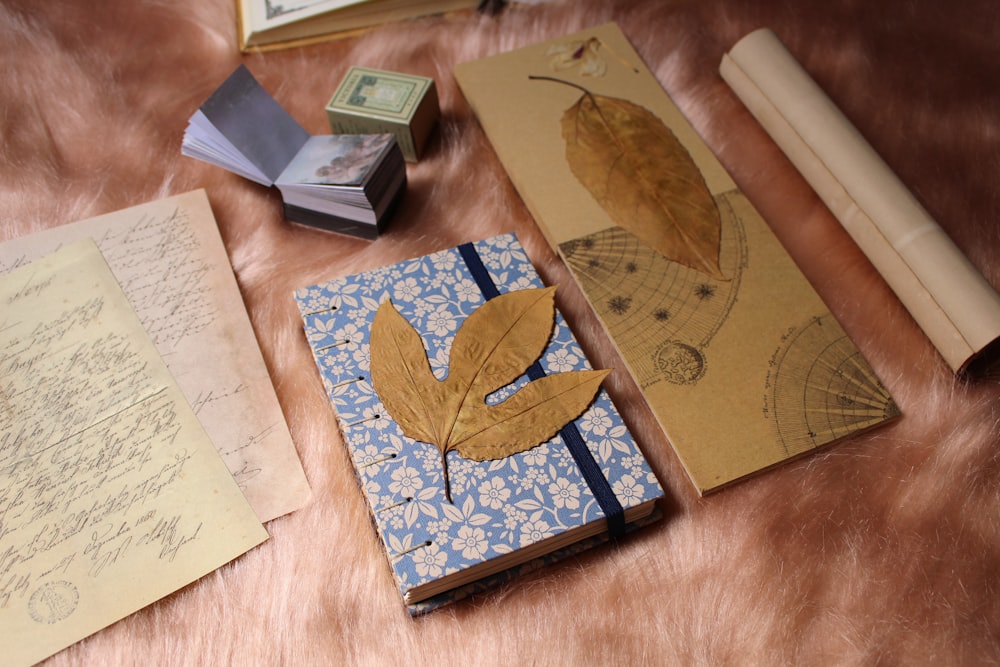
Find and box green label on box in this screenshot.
[331,67,431,122]
[348,75,416,114]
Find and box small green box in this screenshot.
[326,67,439,162]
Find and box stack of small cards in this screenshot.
[182,65,406,239]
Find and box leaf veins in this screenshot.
[531,75,726,280]
[369,287,610,502]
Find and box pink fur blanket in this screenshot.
[5,0,1000,663]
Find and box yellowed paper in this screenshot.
[0,190,310,521]
[720,28,1000,373]
[0,240,268,667]
[238,0,477,51]
[455,23,899,493]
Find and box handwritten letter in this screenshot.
[0,241,268,666]
[0,190,310,522]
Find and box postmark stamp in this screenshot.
[27,580,79,624]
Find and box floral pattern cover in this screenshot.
[294,233,663,612]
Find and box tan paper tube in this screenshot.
[720,28,1000,373]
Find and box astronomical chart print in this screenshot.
[766,314,900,456]
[560,192,747,388]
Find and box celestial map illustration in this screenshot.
[560,193,747,388]
[768,314,900,456]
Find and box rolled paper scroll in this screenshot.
[720,28,1000,374]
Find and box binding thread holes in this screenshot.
[375,497,412,513]
[346,413,381,427]
[302,305,338,317]
[390,540,433,560]
[358,452,397,469]
[332,375,365,388]
[316,338,352,353]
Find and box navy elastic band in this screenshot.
[458,242,626,538]
[459,242,503,300]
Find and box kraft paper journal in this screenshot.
[454,23,900,494]
[294,233,663,612]
[720,28,1000,374]
[0,190,311,522]
[0,240,269,667]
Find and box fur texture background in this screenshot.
[4,0,1000,664]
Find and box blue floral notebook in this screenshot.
[294,233,663,613]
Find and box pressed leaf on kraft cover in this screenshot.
[531,76,725,280]
[369,287,610,502]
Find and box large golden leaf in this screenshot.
[369,287,608,502]
[453,369,610,460]
[538,76,725,280]
[368,299,445,446]
[446,286,557,412]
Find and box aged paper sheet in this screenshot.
[0,240,269,667]
[237,0,477,51]
[720,28,1000,373]
[0,190,310,521]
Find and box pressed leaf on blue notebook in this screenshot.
[369,286,610,503]
[294,232,665,612]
